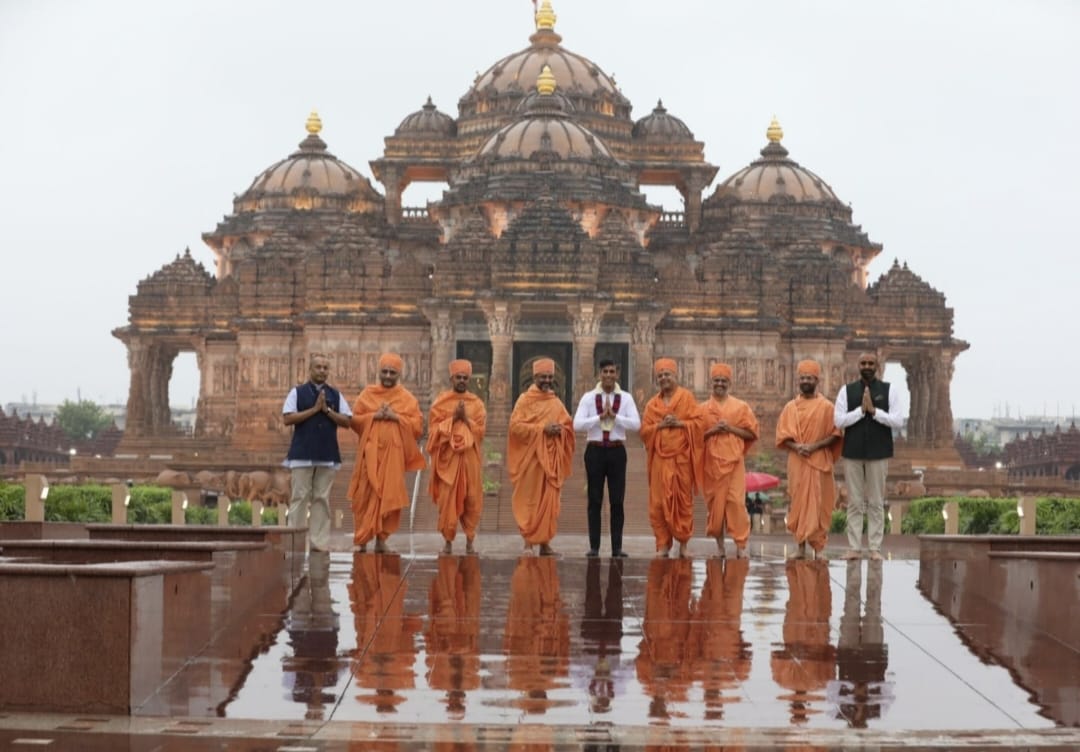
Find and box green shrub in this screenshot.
[44,485,111,523]
[902,498,945,535]
[185,506,216,525]
[1035,498,1080,534]
[830,509,846,533]
[126,486,172,524]
[0,484,24,520]
[958,499,1015,535]
[226,500,278,526]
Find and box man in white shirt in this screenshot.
[834,353,906,560]
[573,359,642,558]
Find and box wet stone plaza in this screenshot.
[1,532,1078,750]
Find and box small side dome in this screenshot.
[237,112,383,213]
[713,117,840,203]
[632,100,694,142]
[394,96,457,138]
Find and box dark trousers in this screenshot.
[585,444,627,553]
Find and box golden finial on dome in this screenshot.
[535,0,557,31]
[536,64,557,96]
[305,110,323,135]
[766,115,783,143]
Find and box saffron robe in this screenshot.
[507,385,574,544]
[699,395,759,546]
[775,393,842,551]
[426,390,487,541]
[640,387,704,550]
[348,383,425,546]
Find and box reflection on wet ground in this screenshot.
[4,535,1079,750]
[209,549,1068,732]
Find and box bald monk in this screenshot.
[640,358,703,558]
[507,357,575,556]
[348,353,425,553]
[427,359,487,555]
[700,362,759,559]
[775,360,842,560]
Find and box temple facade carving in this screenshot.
[114,1,966,463]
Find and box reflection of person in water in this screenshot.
[424,554,482,720]
[504,556,570,714]
[771,560,836,724]
[348,553,422,714]
[831,559,891,727]
[690,558,751,720]
[283,551,340,720]
[635,558,695,719]
[581,556,624,713]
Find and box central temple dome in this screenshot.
[457,1,631,138]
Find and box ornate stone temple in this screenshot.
[114,2,966,484]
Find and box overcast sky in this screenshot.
[1,0,1077,421]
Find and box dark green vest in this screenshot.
[841,379,893,460]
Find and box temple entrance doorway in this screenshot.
[513,342,573,410]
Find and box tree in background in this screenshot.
[55,399,111,441]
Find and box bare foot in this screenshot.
[522,542,535,556]
[374,538,392,554]
[676,542,688,559]
[714,537,726,558]
[735,547,750,559]
[465,538,477,555]
[787,542,807,560]
[441,541,453,555]
[869,550,884,561]
[655,547,671,559]
[355,543,367,553]
[538,543,556,557]
[840,549,861,561]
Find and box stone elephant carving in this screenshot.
[154,470,191,488]
[224,470,242,499]
[192,470,224,491]
[892,480,927,498]
[237,470,291,504]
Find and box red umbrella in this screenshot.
[744,471,781,493]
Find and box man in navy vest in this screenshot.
[834,353,905,560]
[572,359,641,558]
[283,354,353,551]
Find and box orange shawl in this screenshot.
[775,393,842,546]
[347,383,425,512]
[640,386,704,494]
[425,389,486,519]
[699,394,759,480]
[507,385,574,543]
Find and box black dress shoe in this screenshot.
[612,550,629,558]
[585,549,600,557]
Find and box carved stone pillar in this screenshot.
[422,304,456,399]
[626,308,667,410]
[569,300,610,400]
[683,171,710,234]
[123,339,153,438]
[380,164,404,226]
[479,299,519,435]
[903,355,931,448]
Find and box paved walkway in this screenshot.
[1,533,1077,750]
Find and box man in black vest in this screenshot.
[834,353,905,560]
[572,359,641,558]
[283,354,353,551]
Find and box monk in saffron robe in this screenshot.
[427,359,487,555]
[770,559,835,724]
[348,353,425,553]
[635,557,695,719]
[775,359,842,560]
[640,357,703,558]
[504,556,569,715]
[690,558,752,721]
[507,357,574,556]
[699,362,759,559]
[424,554,481,720]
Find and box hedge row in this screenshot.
[829,497,1080,535]
[0,483,277,525]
